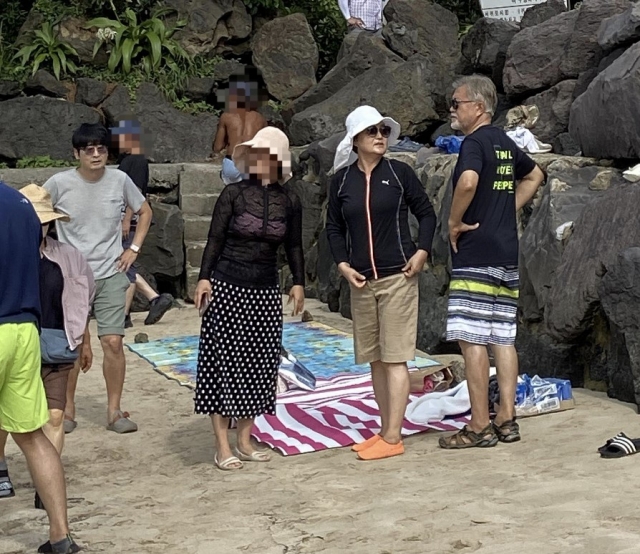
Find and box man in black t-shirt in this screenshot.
[111,120,173,328]
[439,75,545,450]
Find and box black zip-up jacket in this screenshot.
[326,158,436,280]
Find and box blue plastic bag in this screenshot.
[435,135,465,154]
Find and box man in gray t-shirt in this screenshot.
[43,123,152,434]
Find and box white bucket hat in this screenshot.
[332,105,401,173]
[233,126,293,184]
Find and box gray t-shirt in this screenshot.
[44,168,145,280]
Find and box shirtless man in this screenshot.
[213,75,267,185]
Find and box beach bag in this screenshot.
[40,329,78,365]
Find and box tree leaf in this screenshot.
[85,17,119,29]
[52,54,61,80]
[122,38,135,74]
[146,31,162,67]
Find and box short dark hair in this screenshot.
[72,123,110,150]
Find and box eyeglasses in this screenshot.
[80,145,108,155]
[364,125,392,138]
[450,99,478,111]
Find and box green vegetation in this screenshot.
[16,155,76,168]
[87,4,190,75]
[15,20,79,79]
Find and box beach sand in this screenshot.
[1,299,640,554]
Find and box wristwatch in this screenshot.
[129,244,141,254]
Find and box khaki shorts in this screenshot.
[94,272,130,337]
[42,363,74,411]
[0,323,49,433]
[350,273,419,365]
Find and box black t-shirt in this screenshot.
[118,154,149,230]
[451,125,536,269]
[40,256,65,331]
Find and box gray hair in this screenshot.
[452,75,498,116]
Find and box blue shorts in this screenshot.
[221,157,243,185]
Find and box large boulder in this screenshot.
[24,70,69,99]
[545,180,640,342]
[289,57,448,146]
[134,83,218,162]
[287,33,403,115]
[284,179,322,253]
[599,247,640,409]
[383,0,460,72]
[598,1,640,52]
[524,80,576,144]
[503,10,579,95]
[559,0,631,80]
[138,201,185,279]
[459,18,519,89]
[0,81,21,99]
[58,17,108,65]
[520,0,567,28]
[101,85,133,125]
[165,0,234,56]
[0,97,100,161]
[252,14,319,102]
[75,77,109,107]
[519,159,620,322]
[569,43,640,159]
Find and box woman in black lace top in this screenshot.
[193,127,305,470]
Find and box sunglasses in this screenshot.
[450,99,477,111]
[364,125,392,139]
[81,145,108,155]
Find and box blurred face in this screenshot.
[74,142,108,171]
[118,133,141,153]
[247,148,280,183]
[353,123,391,157]
[449,85,485,135]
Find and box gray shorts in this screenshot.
[94,272,130,337]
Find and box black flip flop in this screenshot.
[599,432,640,458]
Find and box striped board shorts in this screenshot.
[446,266,519,346]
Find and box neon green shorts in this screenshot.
[0,322,49,433]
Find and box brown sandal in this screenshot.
[439,424,499,449]
[493,419,521,443]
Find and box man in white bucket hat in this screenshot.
[327,105,436,461]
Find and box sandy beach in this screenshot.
[1,299,640,554]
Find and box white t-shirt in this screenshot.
[44,168,145,280]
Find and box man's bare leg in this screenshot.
[124,283,136,315]
[64,363,81,424]
[382,362,410,444]
[460,341,492,432]
[491,344,519,425]
[12,429,69,543]
[370,360,390,436]
[43,409,65,455]
[0,430,8,461]
[135,274,159,302]
[100,334,126,423]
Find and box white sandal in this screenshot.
[234,448,271,462]
[214,454,243,471]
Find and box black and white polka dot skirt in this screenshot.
[194,279,282,419]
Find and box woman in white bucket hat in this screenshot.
[326,105,437,461]
[193,126,305,471]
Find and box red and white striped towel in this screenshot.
[252,373,469,456]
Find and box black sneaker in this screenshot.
[144,293,174,325]
[35,491,45,510]
[38,535,82,553]
[0,467,15,499]
[124,314,133,329]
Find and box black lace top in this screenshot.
[198,179,305,289]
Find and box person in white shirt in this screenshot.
[337,0,387,34]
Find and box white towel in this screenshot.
[506,127,552,154]
[405,381,471,424]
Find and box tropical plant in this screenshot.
[87,5,190,75]
[14,20,79,80]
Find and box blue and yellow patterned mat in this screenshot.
[126,320,441,389]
